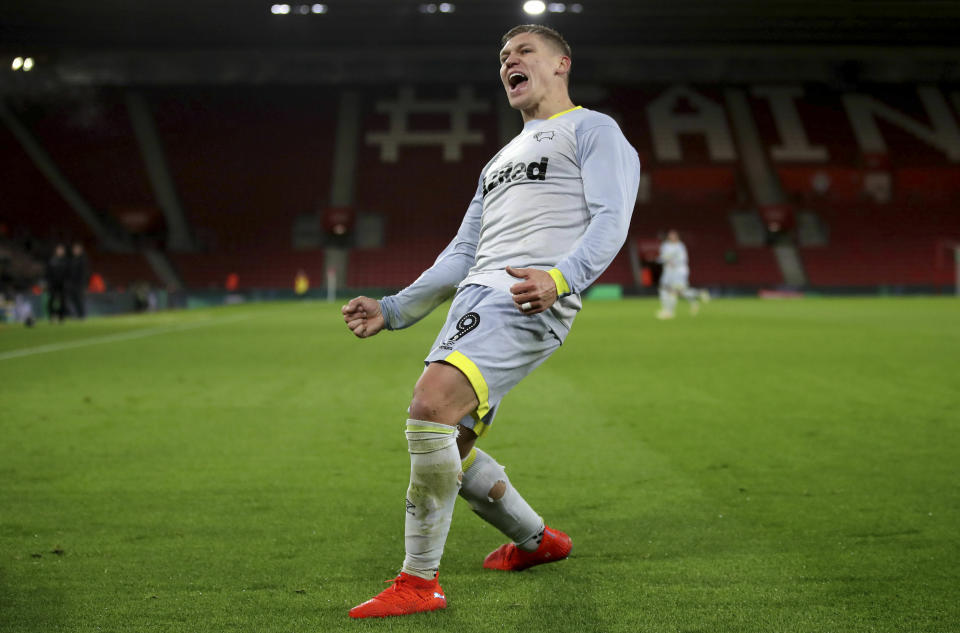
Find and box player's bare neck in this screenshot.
[520,95,576,124]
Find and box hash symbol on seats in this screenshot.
[366,86,490,163]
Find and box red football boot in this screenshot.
[348,572,447,619]
[483,525,572,571]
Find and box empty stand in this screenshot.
[151,87,338,253]
[0,115,94,245]
[347,238,450,289]
[172,251,325,290]
[802,201,959,287]
[87,249,162,289]
[4,83,958,293]
[15,95,157,238]
[350,86,500,289]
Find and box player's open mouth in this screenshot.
[508,72,528,90]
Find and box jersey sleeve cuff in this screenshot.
[378,298,397,330]
[548,268,572,296]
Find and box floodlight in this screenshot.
[12,57,23,71]
[523,0,546,15]
[22,58,34,71]
[439,2,455,12]
[311,3,327,13]
[548,3,565,12]
[271,4,291,14]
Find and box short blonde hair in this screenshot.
[501,24,572,59]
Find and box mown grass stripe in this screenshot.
[0,314,250,362]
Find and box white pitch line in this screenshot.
[0,314,251,362]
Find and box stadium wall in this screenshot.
[2,83,959,303]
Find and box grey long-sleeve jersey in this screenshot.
[380,106,641,341]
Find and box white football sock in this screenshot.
[460,448,544,551]
[401,419,462,580]
[659,288,677,314]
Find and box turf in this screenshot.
[1,297,958,633]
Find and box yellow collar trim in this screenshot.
[548,105,582,120]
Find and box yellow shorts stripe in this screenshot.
[462,447,478,471]
[444,350,491,431]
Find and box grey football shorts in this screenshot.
[424,284,561,437]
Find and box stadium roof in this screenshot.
[6,0,960,49]
[3,1,960,87]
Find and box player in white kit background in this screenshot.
[656,229,709,319]
[341,24,641,618]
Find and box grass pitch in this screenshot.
[1,297,958,633]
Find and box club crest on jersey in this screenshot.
[534,131,555,142]
[482,157,549,196]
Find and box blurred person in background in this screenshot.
[67,242,89,319]
[133,282,150,312]
[294,269,310,297]
[15,293,36,327]
[45,244,68,322]
[656,230,709,319]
